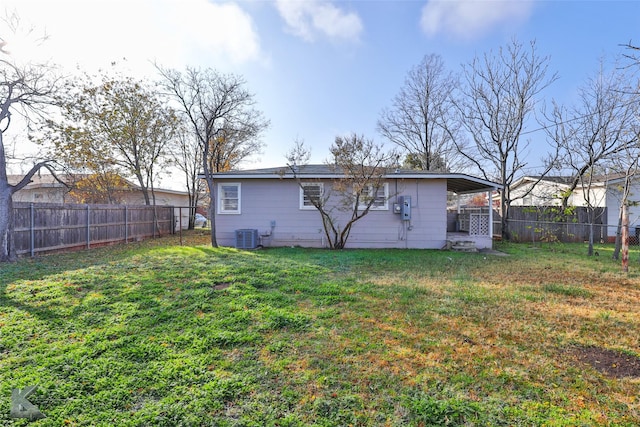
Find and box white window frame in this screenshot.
[358,183,389,211]
[218,183,241,214]
[300,182,324,210]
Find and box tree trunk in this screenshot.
[0,184,16,262]
[204,175,218,248]
[613,206,623,260]
[622,203,629,272]
[501,197,511,241]
[134,173,151,205]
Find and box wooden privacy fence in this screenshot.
[452,206,608,243]
[495,206,607,243]
[13,202,175,257]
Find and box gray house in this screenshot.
[210,165,502,250]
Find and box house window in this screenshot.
[358,183,388,210]
[300,183,323,210]
[218,183,241,214]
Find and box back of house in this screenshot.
[209,165,500,250]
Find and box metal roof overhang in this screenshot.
[442,175,502,194]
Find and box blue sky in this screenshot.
[4,0,640,188]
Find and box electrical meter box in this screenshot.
[398,196,411,220]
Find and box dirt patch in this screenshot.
[568,345,640,379]
[212,282,232,290]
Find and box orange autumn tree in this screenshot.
[67,172,133,204]
[208,126,245,173]
[42,71,178,206]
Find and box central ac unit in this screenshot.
[235,229,259,249]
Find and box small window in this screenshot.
[218,183,241,214]
[300,183,323,210]
[358,183,388,211]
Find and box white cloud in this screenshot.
[2,0,263,76]
[275,0,363,43]
[420,0,535,40]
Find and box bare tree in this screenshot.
[171,127,206,229]
[457,39,558,240]
[157,66,269,247]
[286,134,398,249]
[546,62,638,255]
[610,152,640,263]
[0,13,60,262]
[621,41,640,65]
[378,54,467,172]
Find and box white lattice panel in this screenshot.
[469,214,490,236]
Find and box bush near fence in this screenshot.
[13,202,175,257]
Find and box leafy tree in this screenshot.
[457,39,558,240]
[157,66,269,247]
[42,72,178,206]
[66,172,133,204]
[285,134,398,249]
[0,13,60,262]
[378,54,466,172]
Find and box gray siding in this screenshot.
[214,178,448,249]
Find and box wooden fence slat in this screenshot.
[455,206,608,243]
[13,203,175,256]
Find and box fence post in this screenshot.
[179,207,183,246]
[125,206,128,243]
[30,203,35,258]
[86,204,90,250]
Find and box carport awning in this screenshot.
[445,175,501,194]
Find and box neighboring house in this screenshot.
[8,174,195,229]
[604,175,640,241]
[8,174,69,204]
[503,174,640,242]
[209,165,502,250]
[507,176,607,208]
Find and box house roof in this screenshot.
[522,175,575,185]
[7,173,188,196]
[512,173,630,190]
[208,164,502,194]
[7,174,66,188]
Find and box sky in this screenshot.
[3,0,640,190]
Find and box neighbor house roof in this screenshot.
[511,173,630,190]
[8,173,188,196]
[207,164,502,194]
[7,174,67,188]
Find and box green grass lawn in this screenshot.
[1,233,639,426]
